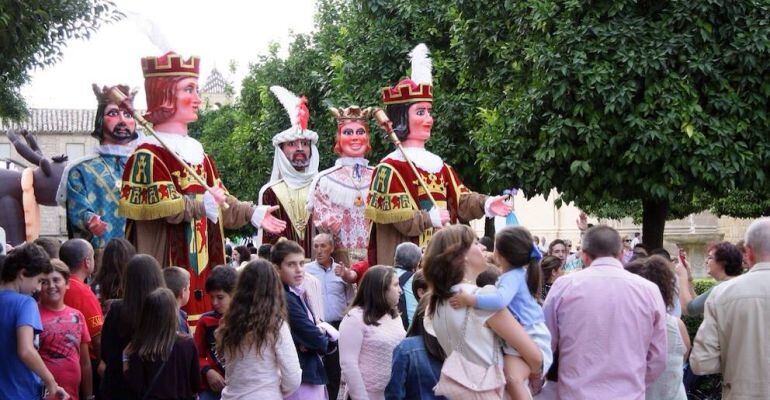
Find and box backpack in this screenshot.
[397,269,414,329]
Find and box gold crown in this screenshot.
[329,106,373,123]
[141,52,200,78]
[92,84,135,106]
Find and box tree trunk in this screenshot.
[484,217,496,239]
[641,198,669,251]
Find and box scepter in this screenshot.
[107,86,229,209]
[372,108,439,209]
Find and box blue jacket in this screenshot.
[385,337,447,400]
[284,284,336,385]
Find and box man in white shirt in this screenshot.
[304,233,354,400]
[691,217,770,399]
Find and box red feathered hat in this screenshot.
[382,44,433,105]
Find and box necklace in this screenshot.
[350,164,366,207]
[274,182,310,239]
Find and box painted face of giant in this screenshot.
[407,101,433,143]
[337,120,370,158]
[281,139,312,171]
[170,77,201,124]
[102,103,137,144]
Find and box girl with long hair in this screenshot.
[339,265,406,400]
[231,246,251,269]
[92,238,136,312]
[216,260,301,398]
[100,254,165,400]
[124,288,199,399]
[424,225,543,400]
[628,256,690,399]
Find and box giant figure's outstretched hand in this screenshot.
[88,215,108,236]
[261,205,287,234]
[487,195,513,217]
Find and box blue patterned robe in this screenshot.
[57,146,132,250]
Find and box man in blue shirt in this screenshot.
[305,233,354,400]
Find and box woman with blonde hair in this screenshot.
[216,260,301,399]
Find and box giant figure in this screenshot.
[118,52,284,316]
[307,106,374,265]
[366,44,512,265]
[57,84,138,253]
[259,86,320,255]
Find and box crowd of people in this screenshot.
[2,216,769,400]
[5,41,769,400]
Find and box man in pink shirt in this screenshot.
[542,225,667,399]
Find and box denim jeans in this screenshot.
[198,390,221,400]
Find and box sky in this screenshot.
[21,0,317,110]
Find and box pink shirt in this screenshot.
[339,307,406,400]
[543,257,667,400]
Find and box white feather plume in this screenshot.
[270,85,301,127]
[409,43,432,85]
[126,11,172,53]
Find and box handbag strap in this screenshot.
[454,287,477,355]
[455,287,500,366]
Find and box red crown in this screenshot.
[141,52,200,79]
[381,78,433,105]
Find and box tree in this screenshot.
[0,0,122,120]
[197,0,508,206]
[472,1,770,249]
[195,0,770,247]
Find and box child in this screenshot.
[124,288,200,398]
[38,260,93,400]
[0,243,68,399]
[273,240,337,400]
[194,265,237,400]
[216,260,301,398]
[450,226,553,399]
[163,266,191,334]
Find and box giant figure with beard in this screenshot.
[119,52,285,316]
[259,86,320,255]
[366,44,513,265]
[57,84,139,251]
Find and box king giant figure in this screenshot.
[119,52,284,317]
[366,44,512,265]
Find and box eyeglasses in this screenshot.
[623,239,631,242]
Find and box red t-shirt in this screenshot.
[63,277,103,359]
[351,260,370,284]
[38,305,92,400]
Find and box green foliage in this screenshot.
[194,0,770,242]
[0,0,122,120]
[471,1,770,245]
[682,278,718,340]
